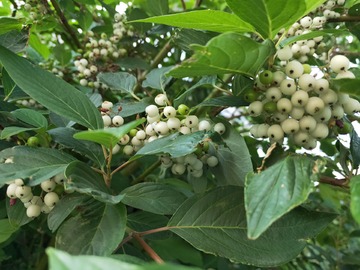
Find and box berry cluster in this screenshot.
[15,98,44,109]
[275,0,347,64]
[4,162,74,218]
[75,13,134,88]
[246,55,359,150]
[100,94,224,178]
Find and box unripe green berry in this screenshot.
[130,129,138,137]
[302,64,311,74]
[259,70,273,84]
[244,89,259,103]
[178,104,189,115]
[263,101,277,114]
[27,137,39,147]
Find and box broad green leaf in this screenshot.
[91,25,114,35]
[0,146,76,186]
[150,237,203,268]
[0,17,26,35]
[34,17,58,32]
[132,11,255,33]
[115,57,151,70]
[174,75,217,107]
[129,8,152,34]
[0,140,16,151]
[131,130,223,161]
[0,126,38,139]
[29,34,49,59]
[127,211,172,240]
[0,100,17,112]
[110,254,146,265]
[345,0,360,8]
[2,68,16,99]
[193,95,249,109]
[48,193,91,232]
[98,0,116,17]
[168,33,276,78]
[173,28,218,53]
[208,118,252,186]
[0,27,30,53]
[48,127,105,167]
[226,0,326,39]
[77,8,93,31]
[55,200,127,256]
[232,74,254,96]
[0,44,103,130]
[11,108,48,129]
[73,118,146,149]
[331,78,360,98]
[168,186,337,267]
[0,219,18,243]
[6,197,32,227]
[47,247,201,270]
[113,97,154,118]
[97,72,138,99]
[350,175,360,225]
[147,0,168,16]
[65,161,124,204]
[53,44,72,66]
[142,66,174,90]
[245,155,326,239]
[121,182,185,215]
[280,29,349,47]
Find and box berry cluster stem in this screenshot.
[131,159,161,185]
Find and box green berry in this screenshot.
[27,136,39,146]
[77,49,83,54]
[130,129,138,137]
[244,89,259,103]
[53,185,65,196]
[88,82,94,88]
[303,64,311,74]
[263,101,277,114]
[259,70,273,85]
[202,141,209,152]
[194,144,203,155]
[101,33,107,39]
[338,122,351,134]
[178,104,189,115]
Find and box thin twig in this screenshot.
[327,16,360,22]
[319,176,348,188]
[112,235,133,254]
[213,85,233,95]
[137,227,171,237]
[131,160,161,185]
[91,167,107,176]
[111,160,132,176]
[132,233,164,264]
[180,0,186,11]
[49,0,82,49]
[333,50,360,56]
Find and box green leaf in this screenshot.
[331,78,360,98]
[0,17,26,35]
[0,126,38,139]
[113,97,154,118]
[193,95,249,109]
[73,119,145,149]
[129,8,152,34]
[115,57,151,70]
[350,175,360,225]
[2,68,16,100]
[0,146,76,186]
[6,197,32,227]
[47,247,202,270]
[0,27,30,53]
[127,211,172,240]
[168,33,276,78]
[29,33,49,59]
[55,200,127,255]
[121,182,185,215]
[245,155,325,239]
[11,108,48,129]
[208,118,252,186]
[110,254,146,265]
[65,161,124,204]
[142,66,174,90]
[48,193,91,232]
[48,127,105,167]
[280,29,349,47]
[132,11,255,33]
[232,74,254,96]
[147,0,168,16]
[174,75,217,107]
[172,28,218,53]
[0,44,103,130]
[150,237,203,268]
[226,0,326,39]
[77,8,93,31]
[0,219,18,243]
[53,44,72,66]
[131,130,223,161]
[168,186,337,267]
[97,72,138,99]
